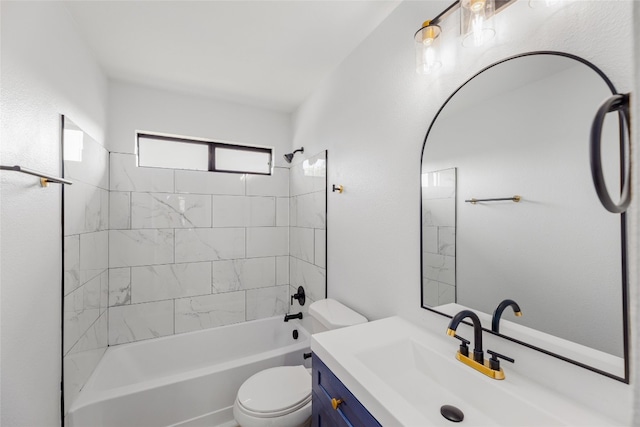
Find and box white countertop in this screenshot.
[311,316,619,427]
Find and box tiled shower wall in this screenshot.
[289,151,327,316]
[421,168,456,307]
[62,120,109,408]
[107,152,291,344]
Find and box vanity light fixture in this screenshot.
[460,0,496,48]
[415,0,516,74]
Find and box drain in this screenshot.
[440,405,464,423]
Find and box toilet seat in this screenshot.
[236,365,311,418]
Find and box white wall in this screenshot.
[0,2,108,425]
[108,81,291,164]
[294,0,636,423]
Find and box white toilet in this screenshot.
[233,298,367,427]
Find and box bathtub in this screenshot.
[67,316,310,427]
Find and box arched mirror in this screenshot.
[420,52,628,382]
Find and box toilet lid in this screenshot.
[237,365,311,414]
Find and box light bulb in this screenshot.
[461,0,495,48]
[415,22,442,74]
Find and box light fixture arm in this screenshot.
[431,0,461,26]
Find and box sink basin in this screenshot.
[356,338,561,426]
[311,316,619,426]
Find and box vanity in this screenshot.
[311,316,621,426]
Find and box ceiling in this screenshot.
[64,0,403,112]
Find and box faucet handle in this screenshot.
[453,334,470,357]
[487,349,514,371]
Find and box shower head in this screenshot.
[283,147,304,163]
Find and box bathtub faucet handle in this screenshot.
[284,312,303,322]
[291,286,306,306]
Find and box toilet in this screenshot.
[233,298,367,427]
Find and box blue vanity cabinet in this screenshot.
[312,354,381,427]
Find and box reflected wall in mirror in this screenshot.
[420,52,628,381]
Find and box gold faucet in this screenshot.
[447,310,514,380]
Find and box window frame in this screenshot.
[136,132,273,176]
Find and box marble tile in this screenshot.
[289,162,311,198]
[276,256,289,286]
[110,191,131,229]
[245,167,288,197]
[63,181,85,236]
[63,131,109,190]
[422,278,440,307]
[421,168,456,199]
[175,169,245,195]
[212,195,246,227]
[109,267,131,307]
[290,153,326,197]
[247,196,276,226]
[289,197,297,227]
[438,282,456,305]
[64,344,106,410]
[290,257,326,302]
[212,196,275,227]
[63,312,108,409]
[276,197,289,227]
[100,189,109,231]
[422,198,455,227]
[290,227,314,263]
[175,228,245,263]
[64,235,80,295]
[314,229,326,268]
[422,252,455,286]
[438,227,456,257]
[294,191,326,229]
[131,192,212,228]
[64,275,103,354]
[175,291,245,334]
[212,257,275,293]
[100,270,109,312]
[64,182,109,235]
[131,262,212,303]
[84,186,108,233]
[246,227,288,258]
[109,300,174,345]
[67,309,108,355]
[79,231,108,283]
[111,153,174,193]
[422,226,439,254]
[109,229,174,268]
[246,286,288,321]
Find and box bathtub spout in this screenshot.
[284,312,303,322]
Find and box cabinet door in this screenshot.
[312,354,381,427]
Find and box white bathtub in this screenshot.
[67,316,310,427]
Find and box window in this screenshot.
[137,133,272,175]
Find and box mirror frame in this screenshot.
[419,51,629,383]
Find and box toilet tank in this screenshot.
[308,299,367,333]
